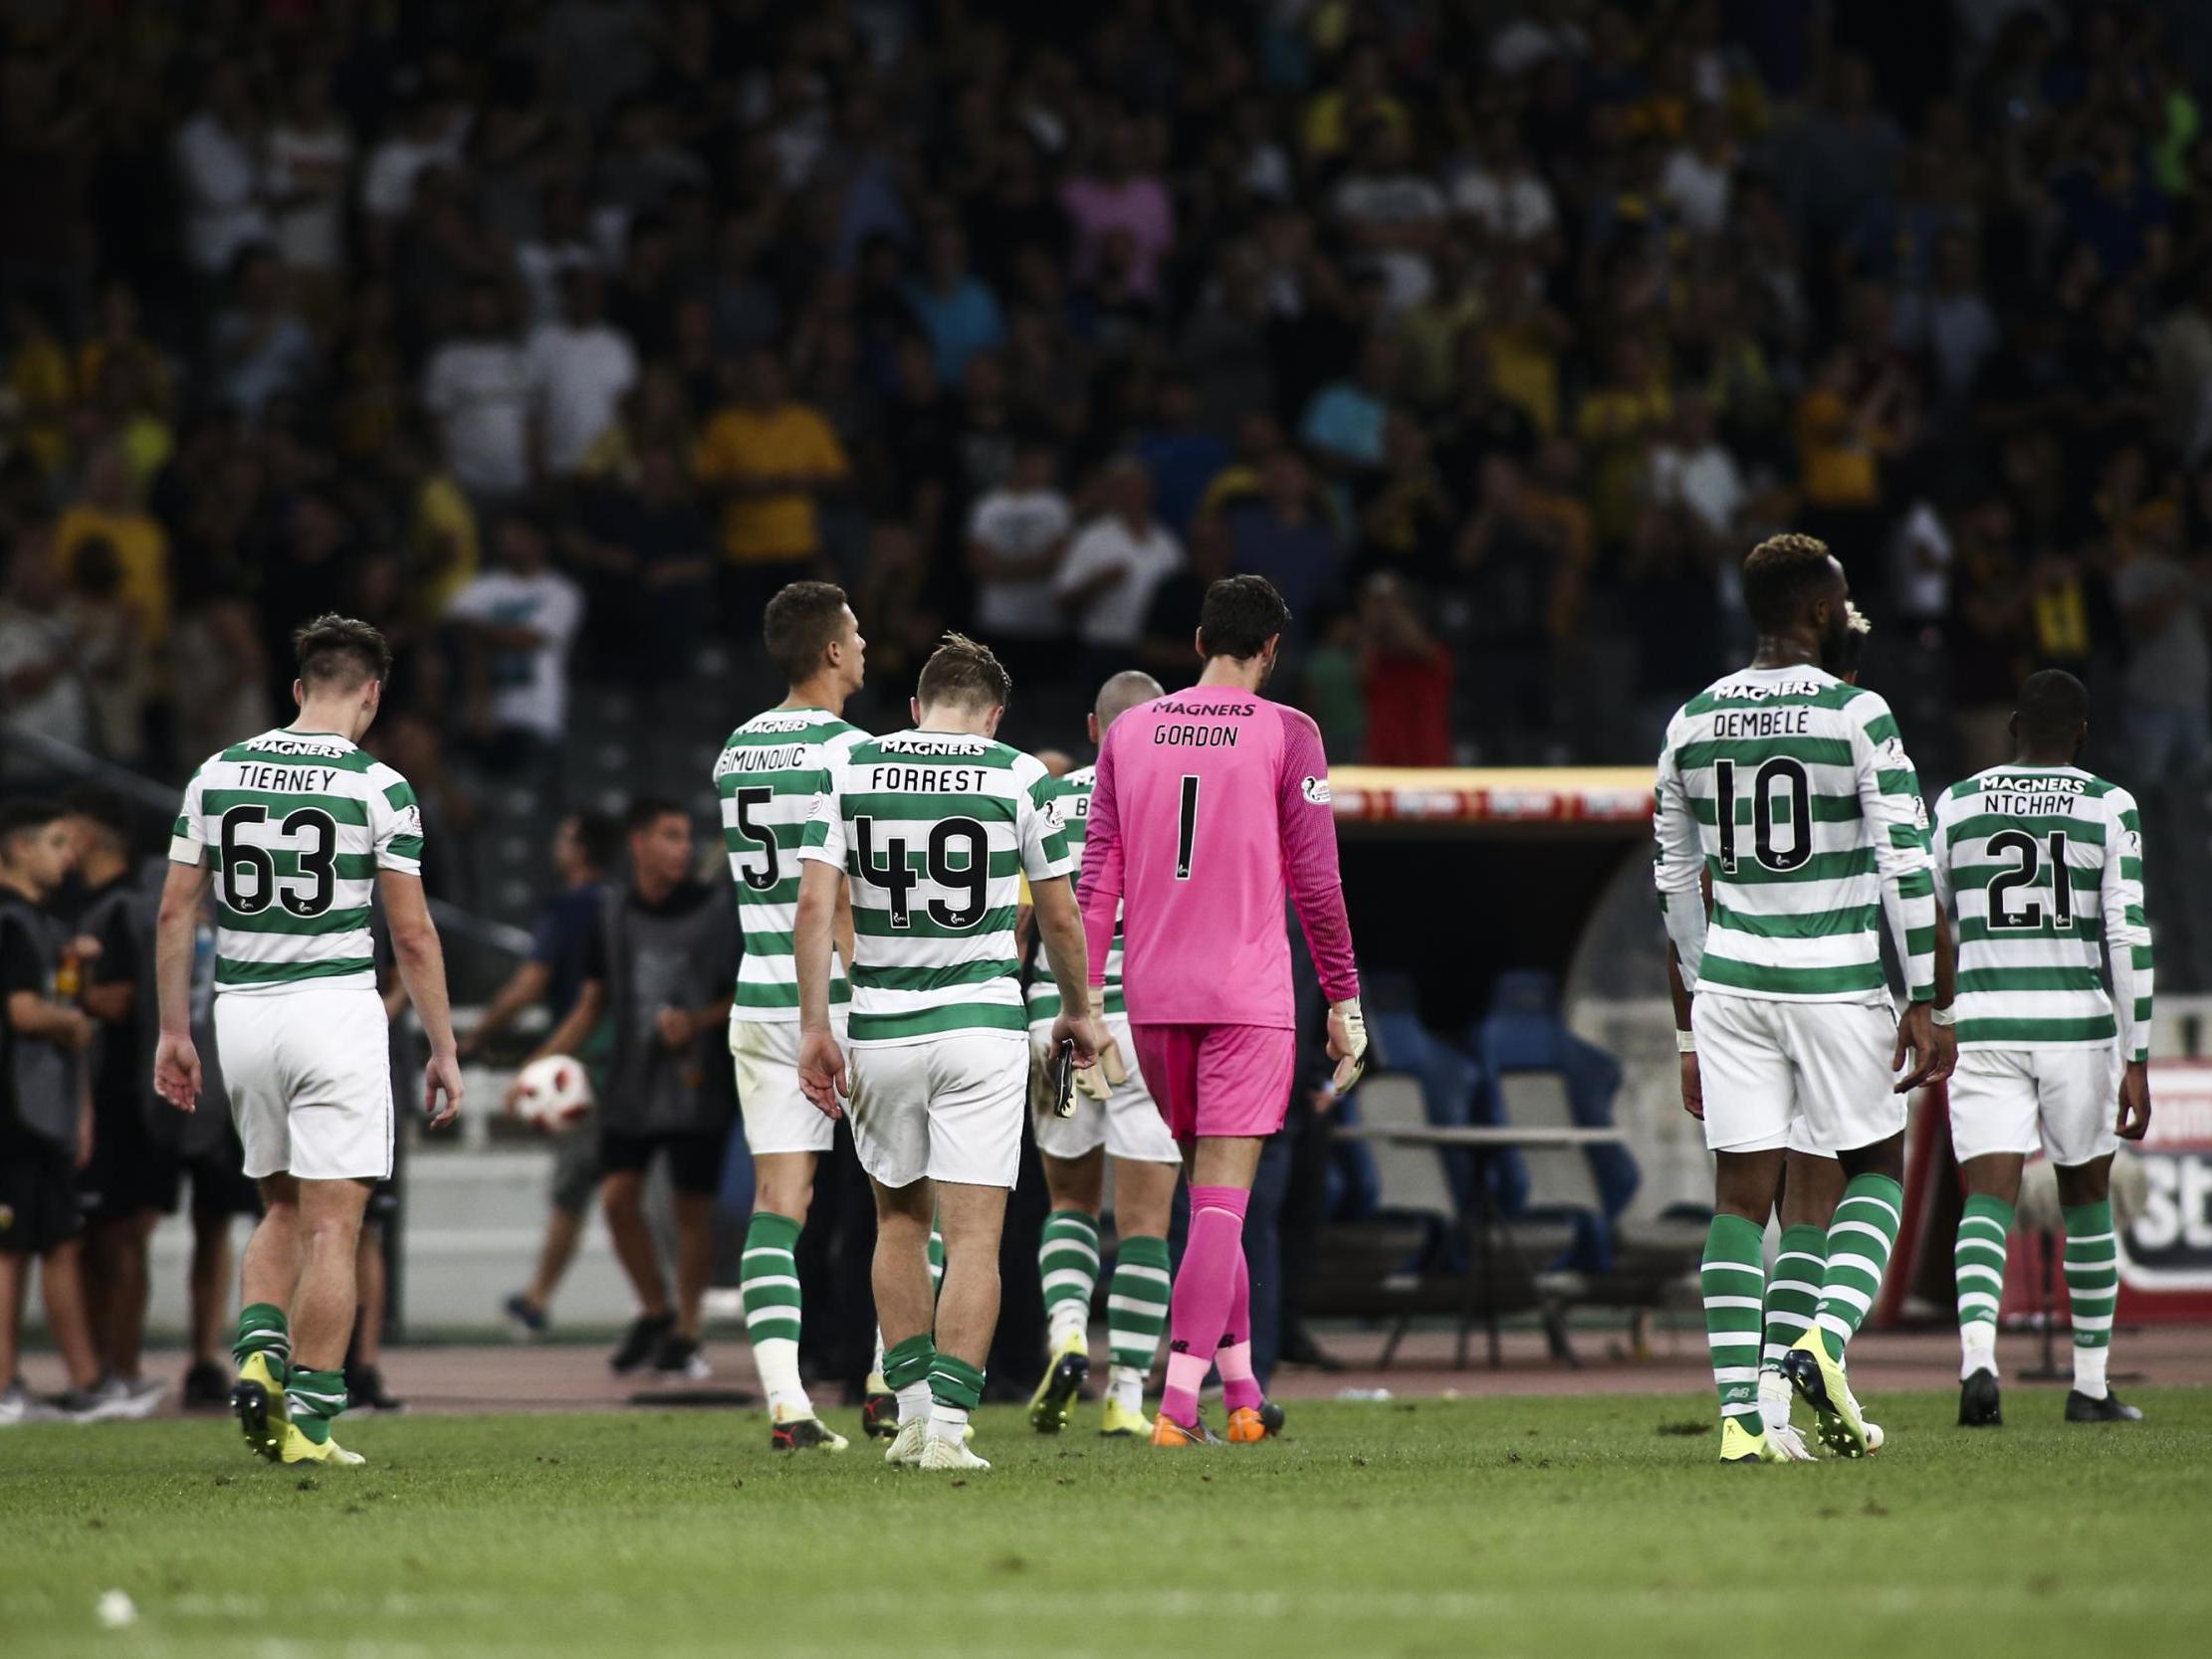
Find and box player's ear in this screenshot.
[292,678,306,710]
[983,705,1004,738]
[2007,709,2020,746]
[1192,626,1206,662]
[1086,712,1100,745]
[909,696,923,726]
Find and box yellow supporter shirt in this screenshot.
[1793,388,1882,508]
[692,403,851,564]
[54,505,171,644]
[411,474,481,619]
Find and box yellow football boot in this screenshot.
[230,1352,289,1462]
[279,1422,365,1466]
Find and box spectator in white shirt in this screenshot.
[1659,104,1736,237]
[423,280,537,506]
[1449,114,1558,249]
[524,272,638,479]
[173,64,271,277]
[1054,457,1185,674]
[361,94,469,254]
[1330,118,1447,311]
[444,512,586,768]
[265,75,354,279]
[516,182,604,327]
[966,436,1074,688]
[1645,393,1749,552]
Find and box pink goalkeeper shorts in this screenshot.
[1129,1023,1297,1142]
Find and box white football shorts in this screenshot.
[732,1011,848,1157]
[1028,1014,1181,1165]
[848,1032,1028,1189]
[1693,992,1905,1155]
[1948,1046,2121,1167]
[215,984,393,1182]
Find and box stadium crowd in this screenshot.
[1,0,2211,978]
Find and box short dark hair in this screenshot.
[571,811,623,871]
[1199,574,1291,661]
[293,613,392,691]
[2017,668,2090,747]
[916,632,1010,712]
[624,796,687,835]
[0,798,65,850]
[62,783,132,844]
[763,581,851,684]
[1740,532,1839,633]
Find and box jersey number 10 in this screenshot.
[1713,758,1812,875]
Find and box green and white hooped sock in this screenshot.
[928,1352,986,1445]
[883,1333,935,1425]
[1039,1210,1101,1350]
[233,1303,290,1380]
[2063,1199,2119,1398]
[1955,1194,2015,1378]
[285,1367,347,1445]
[1701,1214,1765,1429]
[741,1211,810,1417]
[1762,1223,1827,1373]
[1106,1233,1171,1403]
[1816,1174,1903,1361]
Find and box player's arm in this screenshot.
[793,788,851,1116]
[1275,711,1367,1089]
[80,916,134,1025]
[152,778,212,1111]
[1651,732,1707,1120]
[1851,696,1954,1091]
[1031,875,1104,1070]
[379,870,463,1129]
[1075,732,1124,997]
[2102,788,2155,1140]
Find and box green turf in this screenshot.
[4,1389,2209,1658]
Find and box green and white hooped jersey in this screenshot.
[1933,765,2154,1058]
[1025,764,1121,1026]
[715,706,868,1021]
[168,729,423,995]
[799,729,1072,1046]
[1654,666,1937,1003]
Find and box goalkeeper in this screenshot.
[1018,672,1184,1439]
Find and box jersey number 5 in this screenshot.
[1713,757,1812,875]
[219,804,338,918]
[729,786,779,893]
[1986,829,2075,931]
[855,815,989,930]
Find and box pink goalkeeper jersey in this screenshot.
[1079,685,1359,1028]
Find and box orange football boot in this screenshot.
[1225,1403,1283,1443]
[1150,1412,1224,1447]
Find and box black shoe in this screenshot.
[503,1293,549,1340]
[650,1332,710,1381]
[2065,1388,2142,1423]
[609,1312,675,1374]
[181,1359,230,1411]
[860,1391,899,1440]
[346,1364,406,1414]
[1958,1369,2002,1427]
[771,1414,849,1451]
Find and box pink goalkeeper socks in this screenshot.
[1217,1249,1262,1413]
[1161,1185,1251,1428]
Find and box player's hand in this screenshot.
[1678,1052,1703,1120]
[1073,1025,1125,1101]
[66,934,103,961]
[654,1007,694,1048]
[2116,1059,2152,1141]
[56,1006,97,1052]
[1892,1002,1956,1094]
[423,1051,464,1131]
[797,1027,849,1120]
[1327,998,1370,1094]
[152,1031,201,1113]
[1052,1009,1109,1073]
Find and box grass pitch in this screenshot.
[3,1389,2209,1658]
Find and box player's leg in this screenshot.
[1154,1133,1263,1442]
[1102,1153,1178,1435]
[185,1181,245,1409]
[346,1209,406,1414]
[1028,1047,1106,1432]
[911,1033,1027,1471]
[596,1131,674,1372]
[277,1174,373,1461]
[1947,1051,2033,1424]
[732,1016,842,1442]
[2045,1048,2136,1422]
[1758,1135,1841,1457]
[1684,993,1791,1461]
[847,1042,941,1463]
[1096,1018,1180,1434]
[230,1172,301,1458]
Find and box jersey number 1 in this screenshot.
[1713,757,1812,875]
[1175,775,1200,880]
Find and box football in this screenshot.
[512,1054,593,1133]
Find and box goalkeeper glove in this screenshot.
[1328,997,1369,1094]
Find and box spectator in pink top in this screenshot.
[1060,118,1175,301]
